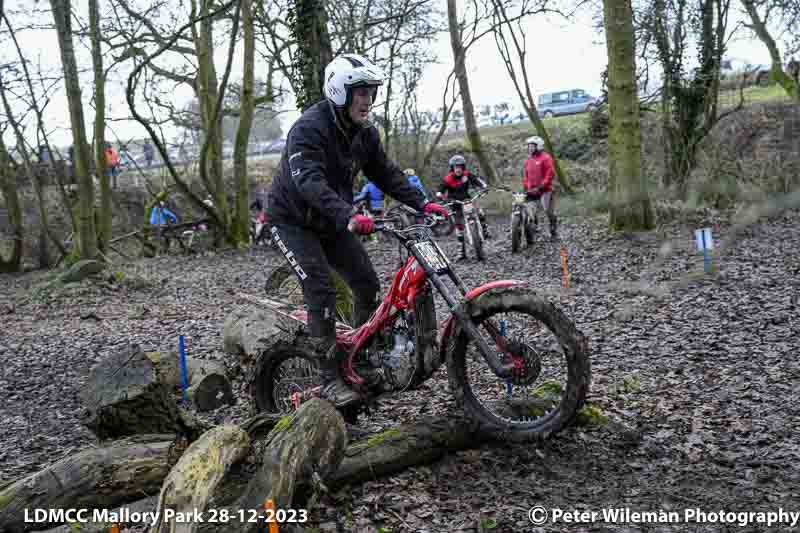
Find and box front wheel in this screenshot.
[446,286,590,442]
[471,217,485,261]
[511,212,522,253]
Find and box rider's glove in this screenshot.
[348,214,375,235]
[423,202,450,218]
[435,192,444,200]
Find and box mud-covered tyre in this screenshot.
[252,340,319,413]
[524,216,536,245]
[446,286,591,442]
[406,286,440,388]
[472,218,485,261]
[511,213,521,253]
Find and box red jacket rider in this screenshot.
[523,149,555,194]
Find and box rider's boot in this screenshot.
[479,213,491,239]
[352,296,383,389]
[310,312,359,407]
[457,234,467,261]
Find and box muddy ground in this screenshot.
[1,205,798,532]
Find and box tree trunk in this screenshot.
[0,434,180,533]
[602,0,654,230]
[232,0,255,245]
[49,0,98,261]
[89,0,112,255]
[741,0,800,102]
[0,138,23,273]
[144,351,235,412]
[79,344,206,441]
[291,0,333,111]
[447,0,498,184]
[150,426,251,533]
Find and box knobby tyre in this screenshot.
[446,286,590,442]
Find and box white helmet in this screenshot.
[526,136,545,150]
[323,54,385,108]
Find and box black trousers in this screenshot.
[270,224,380,338]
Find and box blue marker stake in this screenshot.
[179,335,188,404]
[695,228,714,274]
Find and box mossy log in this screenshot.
[234,399,347,533]
[330,416,482,487]
[0,434,180,533]
[150,425,251,533]
[79,344,203,441]
[144,351,235,412]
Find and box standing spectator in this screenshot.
[403,168,428,201]
[522,135,558,241]
[143,139,154,168]
[104,142,120,188]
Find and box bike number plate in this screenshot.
[412,241,449,274]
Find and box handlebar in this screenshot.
[440,187,492,206]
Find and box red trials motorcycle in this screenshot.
[251,214,590,442]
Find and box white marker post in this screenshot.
[695,228,714,273]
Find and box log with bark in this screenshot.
[0,434,182,533]
[150,425,251,533]
[144,351,235,411]
[79,344,208,441]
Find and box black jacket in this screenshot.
[267,101,428,234]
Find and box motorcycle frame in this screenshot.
[279,217,522,404]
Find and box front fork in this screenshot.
[424,242,516,380]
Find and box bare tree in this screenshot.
[447,0,498,184]
[50,0,98,261]
[490,0,574,193]
[89,0,112,255]
[643,0,743,194]
[740,0,800,101]
[232,0,255,244]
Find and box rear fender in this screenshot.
[437,280,527,364]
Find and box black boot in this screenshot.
[319,357,360,407]
[310,311,359,407]
[549,217,558,242]
[457,234,467,260]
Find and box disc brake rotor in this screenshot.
[503,340,542,386]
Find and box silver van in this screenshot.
[538,89,598,118]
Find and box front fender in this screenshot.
[437,280,527,366]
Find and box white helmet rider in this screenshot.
[323,54,385,108]
[526,135,545,151]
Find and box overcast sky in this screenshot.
[1,0,774,150]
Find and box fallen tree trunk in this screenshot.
[330,416,482,487]
[150,425,251,533]
[0,434,181,533]
[234,398,347,533]
[79,344,203,440]
[144,351,235,411]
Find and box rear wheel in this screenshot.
[446,286,590,442]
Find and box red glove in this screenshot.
[423,202,449,218]
[348,214,375,235]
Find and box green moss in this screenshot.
[575,403,608,427]
[351,428,403,450]
[269,415,293,436]
[114,270,126,283]
[621,375,641,393]
[532,381,563,400]
[0,488,13,510]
